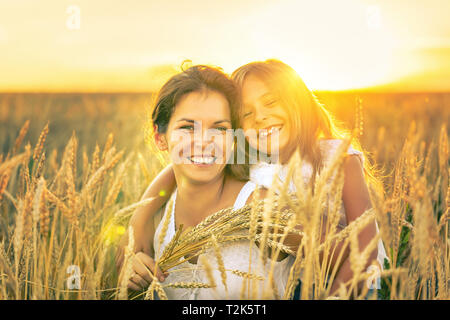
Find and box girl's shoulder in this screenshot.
[318,138,365,166]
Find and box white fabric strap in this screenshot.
[233,181,257,210]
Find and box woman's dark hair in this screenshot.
[152,65,240,134]
[151,65,248,180]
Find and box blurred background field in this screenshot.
[0,0,449,300]
[1,91,448,176]
[0,91,448,300]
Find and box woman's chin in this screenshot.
[179,166,224,185]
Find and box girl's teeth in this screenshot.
[260,126,281,137]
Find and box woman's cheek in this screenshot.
[168,131,193,164]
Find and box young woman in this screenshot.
[116,65,297,299]
[124,59,388,298]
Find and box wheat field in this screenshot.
[0,92,448,300]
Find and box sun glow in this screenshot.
[224,0,397,91]
[0,0,448,92]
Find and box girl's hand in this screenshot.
[127,251,169,291]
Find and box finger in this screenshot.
[127,279,141,291]
[132,258,155,284]
[136,252,166,282]
[132,273,150,289]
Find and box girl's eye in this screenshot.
[179,125,194,130]
[265,100,277,107]
[216,127,228,132]
[243,111,252,118]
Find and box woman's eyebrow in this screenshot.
[176,118,231,124]
[213,120,231,124]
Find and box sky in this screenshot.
[0,0,449,92]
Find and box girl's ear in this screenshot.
[154,125,168,151]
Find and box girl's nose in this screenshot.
[254,109,268,125]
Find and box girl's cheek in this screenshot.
[242,119,251,130]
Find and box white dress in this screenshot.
[250,139,389,288]
[153,181,295,299]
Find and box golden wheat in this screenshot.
[0,108,448,300]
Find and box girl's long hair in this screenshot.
[232,59,384,196]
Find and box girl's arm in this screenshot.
[115,164,176,290]
[248,187,348,265]
[329,155,378,295]
[116,164,176,267]
[279,213,348,267]
[130,163,176,254]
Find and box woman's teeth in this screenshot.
[189,156,216,164]
[259,126,282,138]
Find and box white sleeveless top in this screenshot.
[250,139,388,288]
[153,181,295,299]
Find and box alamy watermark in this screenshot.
[66,5,81,30]
[366,265,381,289]
[366,5,382,30]
[66,265,81,290]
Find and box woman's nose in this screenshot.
[192,128,214,152]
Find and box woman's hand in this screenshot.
[127,251,169,291]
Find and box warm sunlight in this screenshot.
[0,0,449,92]
[234,0,397,90]
[0,0,448,305]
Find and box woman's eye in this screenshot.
[243,111,252,118]
[210,127,229,134]
[179,125,194,130]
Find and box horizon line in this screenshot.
[1,90,450,95]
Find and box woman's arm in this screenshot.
[115,217,168,291]
[329,155,378,295]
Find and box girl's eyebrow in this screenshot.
[244,93,274,108]
[261,92,275,100]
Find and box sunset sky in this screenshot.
[0,0,449,92]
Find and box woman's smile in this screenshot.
[187,155,217,166]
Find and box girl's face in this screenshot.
[241,75,292,162]
[156,90,234,185]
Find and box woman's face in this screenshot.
[241,75,292,162]
[157,90,234,185]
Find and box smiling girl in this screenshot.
[232,60,388,297]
